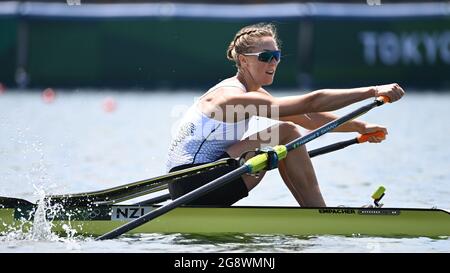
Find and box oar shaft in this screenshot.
[308,139,357,158]
[308,130,386,158]
[96,166,250,240]
[286,99,384,152]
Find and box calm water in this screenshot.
[0,89,449,253]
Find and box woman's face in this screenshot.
[241,36,280,86]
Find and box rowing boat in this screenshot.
[2,96,447,239]
[1,203,449,238]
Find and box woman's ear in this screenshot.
[238,54,247,67]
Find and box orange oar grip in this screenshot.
[357,131,386,143]
[376,95,391,104]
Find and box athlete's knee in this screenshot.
[279,121,299,132]
[278,121,301,141]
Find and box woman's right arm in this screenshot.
[224,83,404,119]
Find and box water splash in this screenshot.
[28,187,61,241]
[0,126,79,245]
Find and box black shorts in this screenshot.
[168,153,249,206]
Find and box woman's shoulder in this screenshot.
[211,76,246,91]
[200,77,246,99]
[257,87,273,97]
[201,86,244,105]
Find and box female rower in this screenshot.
[166,23,405,207]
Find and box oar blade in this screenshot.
[0,196,34,208]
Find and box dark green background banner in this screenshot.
[1,2,449,90]
[0,18,17,88]
[23,19,299,89]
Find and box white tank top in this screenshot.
[166,77,249,171]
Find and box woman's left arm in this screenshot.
[259,87,389,142]
[280,113,387,142]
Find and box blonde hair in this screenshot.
[226,23,279,67]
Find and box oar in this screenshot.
[308,131,386,158]
[44,157,237,206]
[96,96,390,240]
[134,131,386,205]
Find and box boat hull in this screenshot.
[1,206,449,238]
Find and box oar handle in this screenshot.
[357,131,386,143]
[376,95,391,104]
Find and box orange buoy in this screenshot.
[0,83,5,94]
[102,97,117,113]
[42,88,56,103]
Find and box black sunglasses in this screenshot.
[242,50,281,63]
